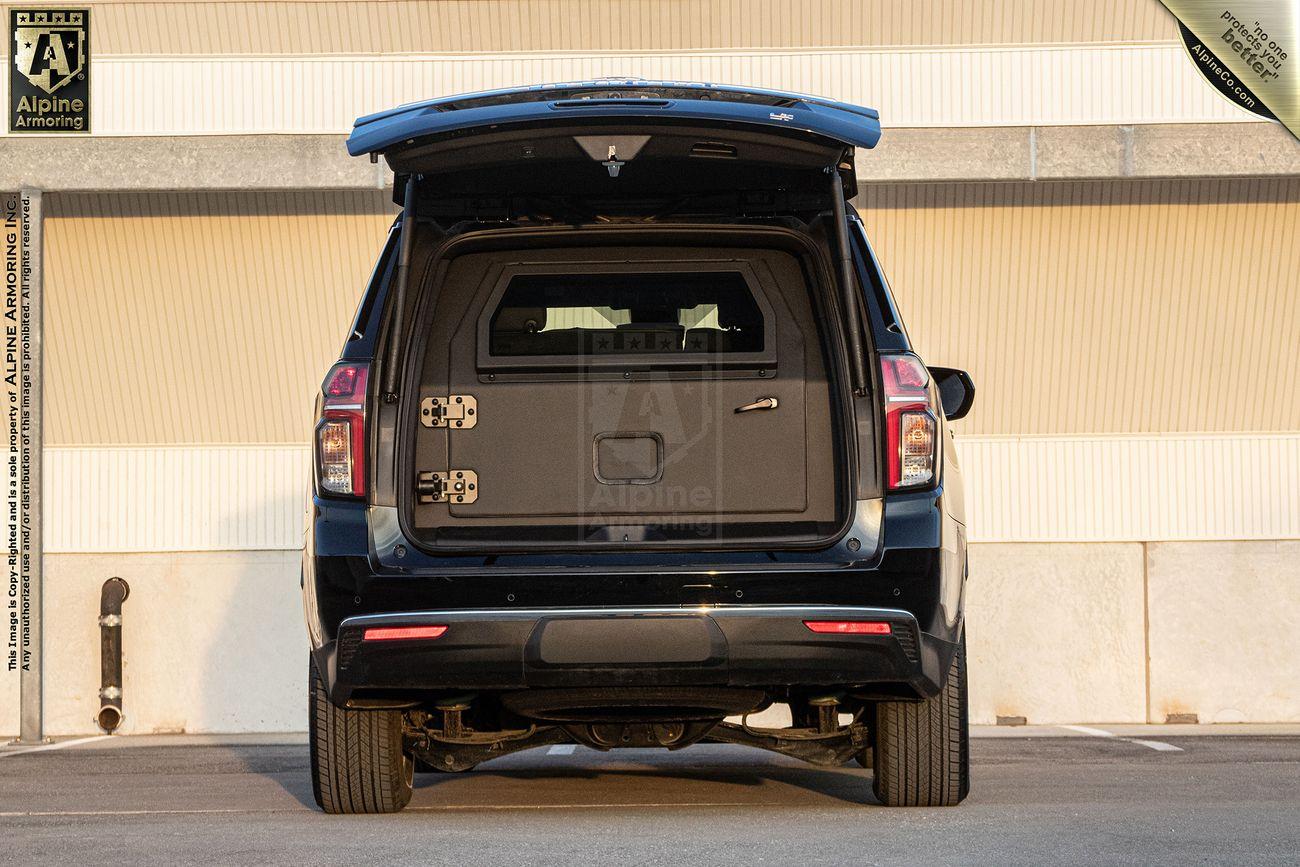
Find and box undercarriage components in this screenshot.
[706,719,870,766]
[434,697,472,739]
[410,725,570,772]
[809,694,842,734]
[406,695,870,770]
[499,686,767,722]
[562,720,718,751]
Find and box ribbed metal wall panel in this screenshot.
[858,179,1300,436]
[42,435,1300,551]
[45,446,308,551]
[0,0,1179,55]
[959,435,1300,542]
[0,44,1254,138]
[44,191,396,445]
[45,180,1299,446]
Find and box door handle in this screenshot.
[735,397,779,413]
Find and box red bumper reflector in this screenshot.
[363,625,448,641]
[803,620,892,635]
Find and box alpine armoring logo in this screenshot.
[9,9,90,133]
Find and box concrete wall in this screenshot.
[1146,542,1300,724]
[966,544,1148,724]
[3,541,1296,736]
[1,552,306,737]
[968,540,1300,725]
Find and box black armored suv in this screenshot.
[304,80,975,813]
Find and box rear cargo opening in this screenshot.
[396,224,855,551]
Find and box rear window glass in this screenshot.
[488,272,763,356]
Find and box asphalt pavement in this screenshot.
[1,728,1297,865]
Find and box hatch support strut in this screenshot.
[383,174,420,402]
[830,163,868,396]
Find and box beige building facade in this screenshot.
[2,0,1298,735]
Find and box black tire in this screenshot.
[871,636,970,807]
[309,661,413,814]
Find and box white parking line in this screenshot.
[1,735,111,757]
[1059,725,1117,738]
[1058,726,1183,753]
[547,744,577,756]
[1128,738,1184,752]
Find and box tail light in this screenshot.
[880,353,938,490]
[363,625,447,641]
[316,362,369,497]
[804,620,892,635]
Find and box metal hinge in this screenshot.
[420,394,477,429]
[417,469,479,505]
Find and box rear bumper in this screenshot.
[316,604,957,706]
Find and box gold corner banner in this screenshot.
[1161,1,1299,139]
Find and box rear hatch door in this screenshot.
[346,79,880,212]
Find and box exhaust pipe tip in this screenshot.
[96,705,123,734]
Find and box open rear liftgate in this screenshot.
[392,174,865,545]
[380,163,875,764]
